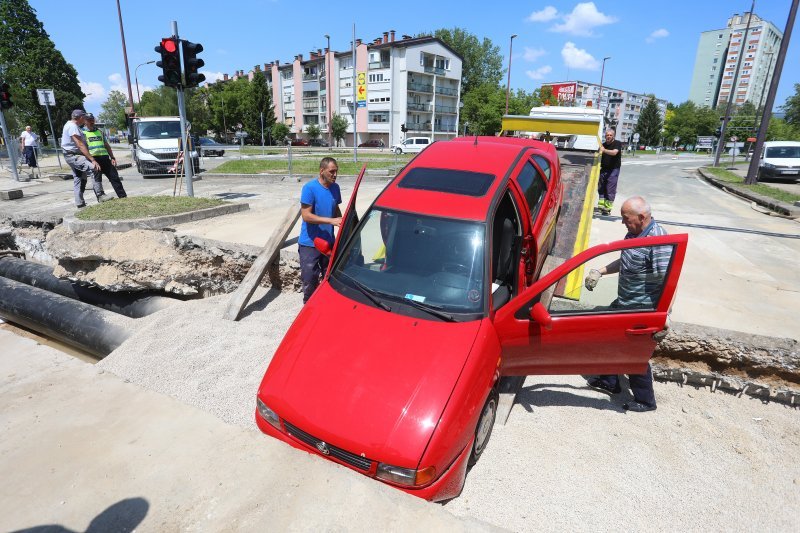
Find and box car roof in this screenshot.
[763,141,800,147]
[375,136,552,221]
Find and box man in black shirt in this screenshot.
[597,128,622,215]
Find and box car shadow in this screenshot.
[514,381,628,413]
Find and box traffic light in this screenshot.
[0,82,12,110]
[400,123,407,133]
[714,127,722,138]
[182,41,206,88]
[155,37,181,88]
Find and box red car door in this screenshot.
[493,233,688,376]
[325,164,367,277]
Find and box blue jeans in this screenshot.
[596,363,656,406]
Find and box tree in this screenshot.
[663,101,720,147]
[635,96,663,147]
[506,88,542,116]
[766,117,800,141]
[271,122,290,144]
[727,100,758,139]
[99,90,128,131]
[460,82,506,135]
[330,113,349,146]
[242,71,275,142]
[432,28,503,96]
[780,82,800,126]
[137,86,178,117]
[0,0,85,142]
[306,123,321,140]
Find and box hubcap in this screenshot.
[474,398,496,454]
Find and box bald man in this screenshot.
[583,196,671,412]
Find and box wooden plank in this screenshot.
[222,205,300,321]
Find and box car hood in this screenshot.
[259,282,482,466]
[137,138,181,150]
[763,157,800,166]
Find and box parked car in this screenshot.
[756,141,800,180]
[108,134,120,144]
[309,138,329,147]
[391,137,431,154]
[358,139,385,148]
[255,136,688,501]
[291,138,310,146]
[197,137,225,157]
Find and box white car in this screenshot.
[757,141,800,180]
[392,137,431,155]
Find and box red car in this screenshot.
[290,138,310,146]
[256,137,687,501]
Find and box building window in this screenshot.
[340,57,353,70]
[368,96,391,103]
[368,73,385,83]
[713,58,718,63]
[369,111,389,123]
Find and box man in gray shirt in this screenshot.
[61,109,110,208]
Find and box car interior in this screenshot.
[491,192,522,311]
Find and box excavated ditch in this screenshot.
[1,215,798,405]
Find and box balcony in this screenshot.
[407,102,431,112]
[424,65,446,75]
[369,60,390,69]
[435,104,457,114]
[437,124,457,133]
[407,121,432,131]
[303,73,318,81]
[435,85,458,97]
[408,81,433,93]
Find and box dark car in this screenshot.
[291,139,310,146]
[359,139,385,148]
[197,137,225,157]
[309,138,329,147]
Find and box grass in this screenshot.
[702,166,800,204]
[76,195,226,220]
[213,158,407,175]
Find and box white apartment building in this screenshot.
[230,33,462,147]
[542,80,668,143]
[688,12,782,109]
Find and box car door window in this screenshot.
[515,161,548,225]
[532,155,551,181]
[542,243,677,316]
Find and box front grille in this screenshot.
[283,421,373,471]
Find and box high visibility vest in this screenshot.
[84,129,109,157]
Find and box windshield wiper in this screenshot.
[339,272,392,312]
[401,298,455,322]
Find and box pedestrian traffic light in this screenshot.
[155,37,181,88]
[181,40,206,89]
[714,127,722,138]
[0,82,12,110]
[400,123,407,133]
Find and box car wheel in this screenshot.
[468,389,498,467]
[394,147,402,155]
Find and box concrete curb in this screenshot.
[64,202,250,233]
[200,172,395,183]
[697,167,800,218]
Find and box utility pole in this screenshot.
[115,0,136,115]
[598,56,611,122]
[171,20,194,197]
[714,1,755,167]
[41,92,63,169]
[0,108,20,181]
[746,0,798,184]
[505,34,517,115]
[352,23,358,163]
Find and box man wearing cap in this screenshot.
[61,109,111,208]
[83,113,127,199]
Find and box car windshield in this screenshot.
[332,208,486,316]
[765,146,800,158]
[137,121,182,140]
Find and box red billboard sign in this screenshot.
[544,82,577,102]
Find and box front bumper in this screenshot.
[255,409,470,502]
[760,166,800,178]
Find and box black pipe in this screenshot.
[0,256,178,318]
[0,277,131,357]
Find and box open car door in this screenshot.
[493,233,688,376]
[325,163,367,277]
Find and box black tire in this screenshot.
[394,147,402,155]
[468,389,498,467]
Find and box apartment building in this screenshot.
[226,32,462,147]
[688,12,782,109]
[541,80,668,143]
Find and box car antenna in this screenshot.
[473,134,478,146]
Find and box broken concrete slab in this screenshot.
[1,190,23,200]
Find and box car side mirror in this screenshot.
[529,302,553,330]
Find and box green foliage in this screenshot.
[663,101,720,146]
[137,86,178,117]
[702,166,800,204]
[506,88,542,116]
[271,122,290,144]
[0,0,85,142]
[766,117,800,141]
[241,71,275,140]
[727,101,758,139]
[330,114,349,146]
[99,91,128,131]
[215,158,405,175]
[780,83,800,126]
[634,97,663,147]
[306,123,321,140]
[433,28,503,96]
[461,83,506,135]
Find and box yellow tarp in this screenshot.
[502,116,602,137]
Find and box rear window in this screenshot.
[398,168,495,197]
[765,146,800,158]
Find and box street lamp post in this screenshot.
[115,0,135,114]
[325,34,332,147]
[505,34,518,116]
[598,56,611,115]
[135,61,155,107]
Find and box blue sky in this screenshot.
[28,0,799,115]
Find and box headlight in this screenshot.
[138,147,153,156]
[256,398,282,430]
[376,463,436,487]
[763,162,776,169]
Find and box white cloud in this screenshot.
[523,47,547,62]
[79,78,106,103]
[646,28,669,43]
[108,73,127,93]
[526,65,553,80]
[551,2,617,37]
[527,6,558,22]
[561,42,600,70]
[201,71,225,82]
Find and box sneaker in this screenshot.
[76,204,86,209]
[599,208,611,216]
[587,378,621,395]
[623,401,657,413]
[97,194,114,203]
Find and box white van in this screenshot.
[392,137,431,155]
[757,141,800,180]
